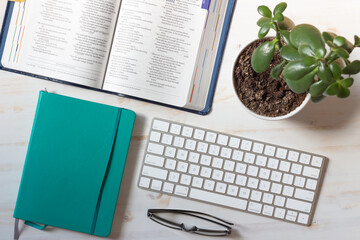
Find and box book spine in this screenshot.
[13,91,46,218]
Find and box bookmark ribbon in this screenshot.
[13,219,48,240]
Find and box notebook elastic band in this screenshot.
[24,220,48,230]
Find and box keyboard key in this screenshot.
[197,142,208,153]
[145,154,165,167]
[168,172,180,182]
[247,178,259,189]
[247,165,259,177]
[282,173,294,185]
[174,185,189,197]
[244,153,255,164]
[224,172,235,183]
[288,151,299,162]
[311,156,323,167]
[209,144,220,156]
[165,159,176,170]
[190,188,247,210]
[200,155,211,166]
[217,135,229,146]
[299,153,311,164]
[224,160,235,171]
[192,177,203,188]
[188,152,200,163]
[286,198,312,213]
[194,129,205,140]
[262,193,274,204]
[286,210,298,222]
[165,147,176,158]
[255,155,267,166]
[150,131,161,142]
[188,164,200,175]
[139,177,151,188]
[176,149,188,161]
[268,158,279,169]
[205,132,217,143]
[220,147,232,158]
[181,126,193,137]
[239,187,250,199]
[291,163,303,175]
[253,142,264,154]
[153,120,169,132]
[204,179,215,191]
[279,161,291,172]
[283,185,294,197]
[235,163,247,174]
[185,139,196,150]
[235,175,247,186]
[262,205,274,216]
[212,157,223,168]
[274,208,286,219]
[151,180,163,191]
[248,202,262,213]
[306,179,317,190]
[270,171,282,182]
[229,137,240,148]
[180,174,192,185]
[276,148,288,159]
[264,145,276,156]
[259,168,270,179]
[173,137,185,148]
[259,180,270,191]
[215,182,227,193]
[147,143,164,155]
[200,167,212,178]
[177,162,188,173]
[298,213,309,224]
[241,140,252,151]
[274,196,285,207]
[161,134,173,145]
[142,165,167,180]
[294,176,305,187]
[270,183,282,194]
[250,190,262,201]
[227,185,239,196]
[212,169,224,181]
[170,124,181,135]
[295,188,315,201]
[232,150,244,161]
[163,182,174,193]
[303,166,320,179]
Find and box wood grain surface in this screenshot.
[0,1,359,239]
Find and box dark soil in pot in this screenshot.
[233,37,307,118]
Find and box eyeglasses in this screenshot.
[147,209,234,236]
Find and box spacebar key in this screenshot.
[189,188,247,210]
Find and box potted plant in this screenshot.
[233,2,360,120]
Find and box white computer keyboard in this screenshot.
[138,118,328,226]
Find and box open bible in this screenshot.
[0,0,235,114]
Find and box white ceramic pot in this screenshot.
[232,39,311,121]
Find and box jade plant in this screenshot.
[251,2,360,102]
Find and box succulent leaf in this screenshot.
[278,17,295,31]
[355,35,360,47]
[298,44,315,57]
[289,24,326,53]
[317,62,333,84]
[251,41,276,73]
[339,78,354,88]
[274,2,287,14]
[342,60,360,74]
[258,6,272,18]
[280,30,291,45]
[280,45,301,61]
[258,25,270,38]
[325,82,340,95]
[271,61,286,80]
[329,62,342,79]
[333,48,350,59]
[333,36,346,47]
[311,95,326,102]
[337,85,350,98]
[285,70,316,93]
[322,32,336,43]
[283,56,317,81]
[309,80,329,97]
[257,17,272,27]
[273,12,284,22]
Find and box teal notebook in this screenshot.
[13,91,136,237]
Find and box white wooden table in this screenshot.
[1,1,360,239]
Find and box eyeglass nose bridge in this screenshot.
[180,223,198,232]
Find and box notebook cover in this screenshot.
[13,91,135,237]
[0,0,235,115]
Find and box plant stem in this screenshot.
[274,22,283,48]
